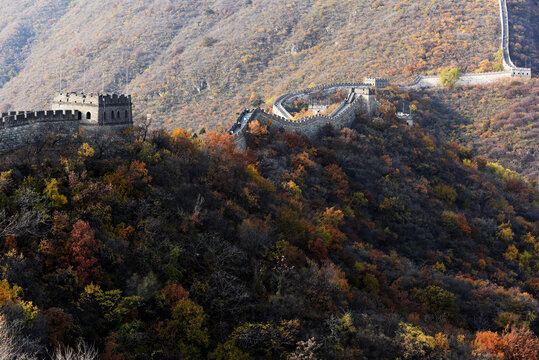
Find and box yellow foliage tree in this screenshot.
[78,143,95,158]
[439,67,461,88]
[44,178,68,207]
[0,278,39,320]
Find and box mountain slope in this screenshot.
[507,0,538,71]
[430,79,539,183]
[375,78,538,182]
[0,0,501,129]
[0,111,537,358]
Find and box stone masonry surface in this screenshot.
[0,92,133,154]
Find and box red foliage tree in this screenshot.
[285,132,309,152]
[456,213,472,235]
[4,235,16,251]
[504,178,529,199]
[474,331,503,358]
[44,307,73,347]
[160,284,190,305]
[68,220,102,284]
[308,238,328,261]
[474,327,539,360]
[324,164,349,200]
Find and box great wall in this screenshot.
[0,0,532,154]
[0,93,132,154]
[229,84,379,149]
[406,0,531,89]
[229,0,532,148]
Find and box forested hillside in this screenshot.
[395,79,538,182]
[0,0,502,129]
[0,0,538,358]
[0,105,537,358]
[507,0,537,71]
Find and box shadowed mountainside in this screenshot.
[506,0,538,71]
[373,79,538,183]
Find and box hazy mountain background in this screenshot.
[0,0,508,129]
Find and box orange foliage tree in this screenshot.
[474,327,539,360]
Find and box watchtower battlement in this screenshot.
[52,92,133,126]
[53,93,131,105]
[54,92,99,105]
[364,78,390,89]
[510,67,531,78]
[98,94,132,105]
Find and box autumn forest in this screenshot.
[0,0,537,359]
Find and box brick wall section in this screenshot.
[273,83,372,119]
[233,91,378,149]
[0,108,132,154]
[458,71,514,86]
[0,110,81,153]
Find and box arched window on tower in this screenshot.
[111,111,115,120]
[86,112,91,120]
[117,111,120,119]
[77,112,82,120]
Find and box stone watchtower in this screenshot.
[51,92,133,126]
[364,78,390,89]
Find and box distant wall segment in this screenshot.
[272,83,372,120]
[233,86,379,149]
[407,0,531,89]
[238,0,531,143]
[406,71,517,88]
[499,0,515,69]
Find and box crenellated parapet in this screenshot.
[0,91,134,154]
[273,83,373,119]
[0,109,82,154]
[54,92,99,106]
[0,110,80,129]
[231,85,379,148]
